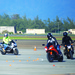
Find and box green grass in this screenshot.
[0,36,75,40]
[0,36,47,40]
[11,36,47,40]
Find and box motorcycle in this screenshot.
[43,44,63,62]
[0,40,19,55]
[63,43,74,59]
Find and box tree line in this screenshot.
[0,13,75,33]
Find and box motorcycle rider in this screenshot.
[47,33,62,55]
[62,32,74,54]
[3,33,11,51]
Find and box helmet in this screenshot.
[63,32,68,36]
[47,33,53,39]
[4,33,8,37]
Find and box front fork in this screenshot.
[50,51,52,55]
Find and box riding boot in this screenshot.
[3,48,6,52]
[64,50,66,55]
[58,51,62,56]
[56,45,62,55]
[64,46,67,55]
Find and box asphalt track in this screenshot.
[0,40,75,75]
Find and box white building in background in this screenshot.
[26,29,45,34]
[0,26,16,34]
[68,29,75,34]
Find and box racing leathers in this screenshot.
[47,36,62,55]
[62,36,73,45]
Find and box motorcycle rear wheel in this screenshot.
[1,50,6,55]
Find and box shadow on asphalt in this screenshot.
[1,53,21,56]
[51,60,66,63]
[72,57,75,60]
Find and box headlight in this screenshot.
[67,46,71,49]
[44,48,47,51]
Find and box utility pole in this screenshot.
[58,22,59,33]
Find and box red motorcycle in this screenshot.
[44,45,63,62]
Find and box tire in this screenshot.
[70,51,73,59]
[1,49,6,55]
[67,51,73,59]
[67,54,70,59]
[47,53,54,62]
[13,48,19,55]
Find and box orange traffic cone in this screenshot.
[34,46,37,51]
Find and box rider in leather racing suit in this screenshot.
[47,33,62,55]
[62,32,74,54]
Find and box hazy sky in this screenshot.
[0,0,75,21]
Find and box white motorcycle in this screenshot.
[63,44,74,59]
[0,40,19,55]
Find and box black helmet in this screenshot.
[63,32,68,36]
[47,33,53,39]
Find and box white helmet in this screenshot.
[4,33,8,37]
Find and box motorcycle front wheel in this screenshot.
[13,48,19,55]
[47,53,54,62]
[70,51,73,59]
[67,51,73,59]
